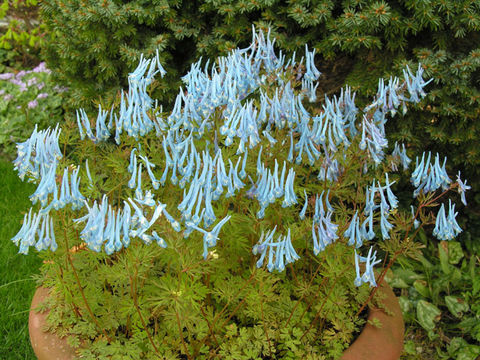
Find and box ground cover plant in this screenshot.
[10,28,470,359]
[0,61,64,158]
[0,0,45,68]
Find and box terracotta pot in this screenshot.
[341,281,404,360]
[29,282,404,360]
[29,287,77,360]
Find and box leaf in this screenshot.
[445,296,469,318]
[413,280,430,299]
[393,268,425,285]
[367,318,382,328]
[438,242,453,275]
[448,241,464,265]
[398,296,411,315]
[416,300,441,332]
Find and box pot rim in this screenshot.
[30,282,404,360]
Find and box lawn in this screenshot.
[0,158,41,359]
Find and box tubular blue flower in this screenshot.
[254,227,277,268]
[304,44,321,82]
[239,149,248,179]
[384,173,398,209]
[231,157,245,190]
[392,142,411,170]
[299,190,308,220]
[281,168,297,207]
[433,200,462,240]
[354,250,362,287]
[456,171,470,206]
[284,228,300,264]
[344,211,358,247]
[256,145,263,175]
[411,206,420,229]
[128,154,137,188]
[354,247,382,287]
[380,201,393,240]
[140,155,160,190]
[59,167,72,208]
[152,231,167,248]
[134,164,143,200]
[191,215,231,259]
[361,209,375,241]
[70,167,85,210]
[162,208,181,232]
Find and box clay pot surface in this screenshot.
[29,283,403,360]
[341,281,404,360]
[29,287,77,360]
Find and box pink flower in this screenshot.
[27,78,38,87]
[28,100,38,109]
[16,70,27,79]
[36,93,49,99]
[32,62,49,73]
[0,73,13,80]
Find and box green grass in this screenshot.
[0,157,41,359]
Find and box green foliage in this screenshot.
[0,0,46,67]
[11,30,469,358]
[390,239,480,359]
[0,63,64,157]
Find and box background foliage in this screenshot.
[0,0,45,68]
[0,63,64,157]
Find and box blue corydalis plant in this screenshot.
[12,26,469,294]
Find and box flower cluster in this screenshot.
[433,200,462,241]
[11,27,468,291]
[411,152,451,197]
[253,227,300,272]
[391,142,411,171]
[354,247,382,287]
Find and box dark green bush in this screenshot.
[40,0,480,207]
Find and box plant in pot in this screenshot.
[11,28,468,359]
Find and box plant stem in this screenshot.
[285,263,323,328]
[61,214,112,342]
[199,305,219,347]
[199,269,257,350]
[259,275,272,358]
[175,307,193,360]
[125,251,162,358]
[300,267,348,341]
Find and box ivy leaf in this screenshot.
[413,280,430,299]
[445,296,469,318]
[416,300,441,332]
[447,241,464,265]
[438,242,453,275]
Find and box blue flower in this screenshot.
[281,169,297,207]
[299,190,308,220]
[433,200,462,240]
[456,171,470,206]
[392,142,411,170]
[344,211,363,248]
[354,247,382,287]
